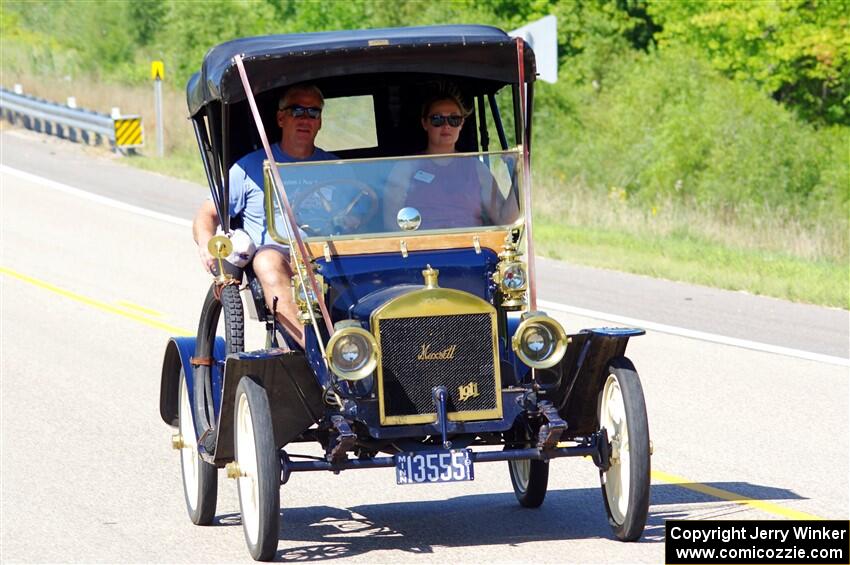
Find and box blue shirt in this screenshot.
[228,144,336,245]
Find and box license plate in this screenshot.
[395,449,474,485]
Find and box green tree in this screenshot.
[648,0,850,125]
[155,0,277,86]
[2,0,137,78]
[129,0,167,46]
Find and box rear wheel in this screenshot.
[598,357,650,541]
[178,369,218,525]
[199,282,244,353]
[193,283,245,452]
[508,456,549,508]
[234,377,280,561]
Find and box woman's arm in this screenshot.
[478,164,519,225]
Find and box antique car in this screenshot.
[159,24,651,561]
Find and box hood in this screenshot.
[316,248,499,323]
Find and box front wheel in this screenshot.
[598,357,650,541]
[178,369,218,525]
[508,457,549,508]
[234,377,280,561]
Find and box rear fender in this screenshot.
[158,336,226,428]
[550,328,644,435]
[212,349,324,465]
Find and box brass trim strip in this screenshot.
[309,230,509,258]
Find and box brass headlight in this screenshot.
[326,325,378,381]
[499,262,527,292]
[493,240,528,310]
[511,312,568,369]
[291,274,325,307]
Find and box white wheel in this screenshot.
[235,377,280,561]
[178,369,217,525]
[511,459,530,490]
[507,453,549,508]
[598,357,650,541]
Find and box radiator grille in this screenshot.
[377,313,499,424]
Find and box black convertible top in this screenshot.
[187,24,536,116]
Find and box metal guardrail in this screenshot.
[0,87,142,151]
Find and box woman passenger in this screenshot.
[383,90,519,230]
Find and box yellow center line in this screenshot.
[115,300,164,317]
[1,266,192,336]
[651,470,824,520]
[2,266,829,521]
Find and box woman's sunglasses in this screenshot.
[281,105,322,119]
[428,114,463,128]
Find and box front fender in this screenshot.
[212,348,323,465]
[548,328,645,435]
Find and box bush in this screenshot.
[533,46,849,237]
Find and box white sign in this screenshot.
[510,15,558,84]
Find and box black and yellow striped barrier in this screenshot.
[113,115,144,148]
[0,87,145,154]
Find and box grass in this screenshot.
[125,145,206,184]
[533,181,849,308]
[535,221,848,308]
[2,70,847,309]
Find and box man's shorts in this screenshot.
[255,243,291,260]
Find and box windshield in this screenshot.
[264,151,521,240]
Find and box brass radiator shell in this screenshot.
[371,287,502,426]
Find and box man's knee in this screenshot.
[252,249,291,287]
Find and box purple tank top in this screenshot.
[404,159,484,229]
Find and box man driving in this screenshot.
[193,83,334,348]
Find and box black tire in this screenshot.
[178,368,218,525]
[193,283,244,450]
[598,357,650,541]
[199,283,244,354]
[508,456,550,508]
[234,377,280,561]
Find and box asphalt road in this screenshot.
[1,129,847,361]
[1,133,848,563]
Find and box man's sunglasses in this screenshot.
[428,114,463,128]
[281,105,322,119]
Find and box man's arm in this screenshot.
[193,200,219,273]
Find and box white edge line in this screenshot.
[539,299,850,368]
[4,164,846,368]
[0,164,192,228]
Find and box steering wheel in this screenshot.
[291,178,379,235]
